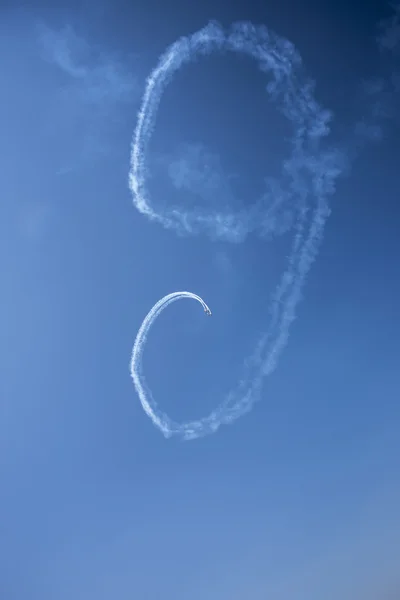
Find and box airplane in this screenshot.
[204,307,212,316]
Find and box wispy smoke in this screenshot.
[128,5,400,440]
[38,23,137,105]
[37,22,139,172]
[157,141,298,241]
[129,20,345,440]
[167,143,236,208]
[356,3,400,141]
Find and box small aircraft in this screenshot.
[204,307,212,316]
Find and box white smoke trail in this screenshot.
[129,21,344,440]
[130,292,211,439]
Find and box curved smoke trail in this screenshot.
[129,21,344,440]
[130,292,211,439]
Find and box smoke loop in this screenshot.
[129,21,343,440]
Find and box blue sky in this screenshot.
[1,0,400,598]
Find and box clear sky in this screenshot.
[1,0,400,598]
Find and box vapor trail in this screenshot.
[129,21,344,440]
[130,292,211,439]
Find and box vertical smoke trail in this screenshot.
[129,21,344,440]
